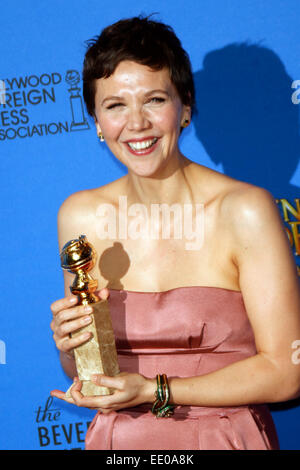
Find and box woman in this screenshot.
[50,16,300,450]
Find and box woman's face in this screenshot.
[93,60,191,177]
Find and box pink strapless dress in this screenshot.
[85,286,280,450]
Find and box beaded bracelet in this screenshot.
[151,374,176,418]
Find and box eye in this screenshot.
[106,103,124,110]
[149,97,165,104]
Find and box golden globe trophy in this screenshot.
[60,235,120,397]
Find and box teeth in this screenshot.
[128,138,157,151]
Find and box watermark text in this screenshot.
[95,196,205,251]
[291,339,300,364]
[0,340,6,364]
[0,80,6,105]
[291,80,300,104]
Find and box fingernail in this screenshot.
[83,315,92,324]
[70,296,77,303]
[84,306,93,313]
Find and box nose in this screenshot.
[126,106,151,131]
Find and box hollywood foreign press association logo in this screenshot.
[65,70,89,132]
[0,69,90,140]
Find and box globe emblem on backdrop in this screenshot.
[66,70,80,88]
[65,69,90,131]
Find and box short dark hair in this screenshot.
[82,15,195,118]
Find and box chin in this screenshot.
[128,160,166,178]
[129,168,158,178]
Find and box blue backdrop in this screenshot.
[0,0,299,450]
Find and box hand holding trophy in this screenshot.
[60,235,120,397]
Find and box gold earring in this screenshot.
[98,130,104,142]
[182,119,190,128]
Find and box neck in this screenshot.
[125,153,195,207]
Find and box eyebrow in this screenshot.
[101,96,121,105]
[101,89,170,106]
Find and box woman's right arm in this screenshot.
[50,191,97,379]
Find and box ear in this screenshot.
[180,105,192,128]
[184,104,192,123]
[94,116,102,135]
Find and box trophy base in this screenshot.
[65,380,114,398]
[69,299,120,397]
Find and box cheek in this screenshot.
[100,115,125,140]
[149,105,182,131]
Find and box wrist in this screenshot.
[143,377,157,403]
[151,374,177,417]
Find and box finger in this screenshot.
[69,392,118,409]
[52,378,83,405]
[91,374,125,391]
[50,389,76,405]
[69,379,119,409]
[56,330,93,353]
[70,386,107,408]
[50,295,78,316]
[65,384,135,411]
[54,304,93,327]
[54,310,93,336]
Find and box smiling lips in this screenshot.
[125,137,159,155]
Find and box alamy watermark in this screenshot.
[291,80,300,104]
[0,340,6,364]
[0,80,6,105]
[95,196,205,250]
[291,339,300,365]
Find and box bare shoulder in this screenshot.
[58,176,126,219]
[186,161,280,229]
[57,176,126,249]
[192,162,289,260]
[218,180,294,267]
[58,189,96,219]
[219,182,281,233]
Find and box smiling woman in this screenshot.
[92,61,190,177]
[82,16,194,178]
[49,15,300,450]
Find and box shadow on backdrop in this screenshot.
[193,42,300,201]
[194,43,300,416]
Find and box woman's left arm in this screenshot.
[167,186,300,407]
[51,187,300,411]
